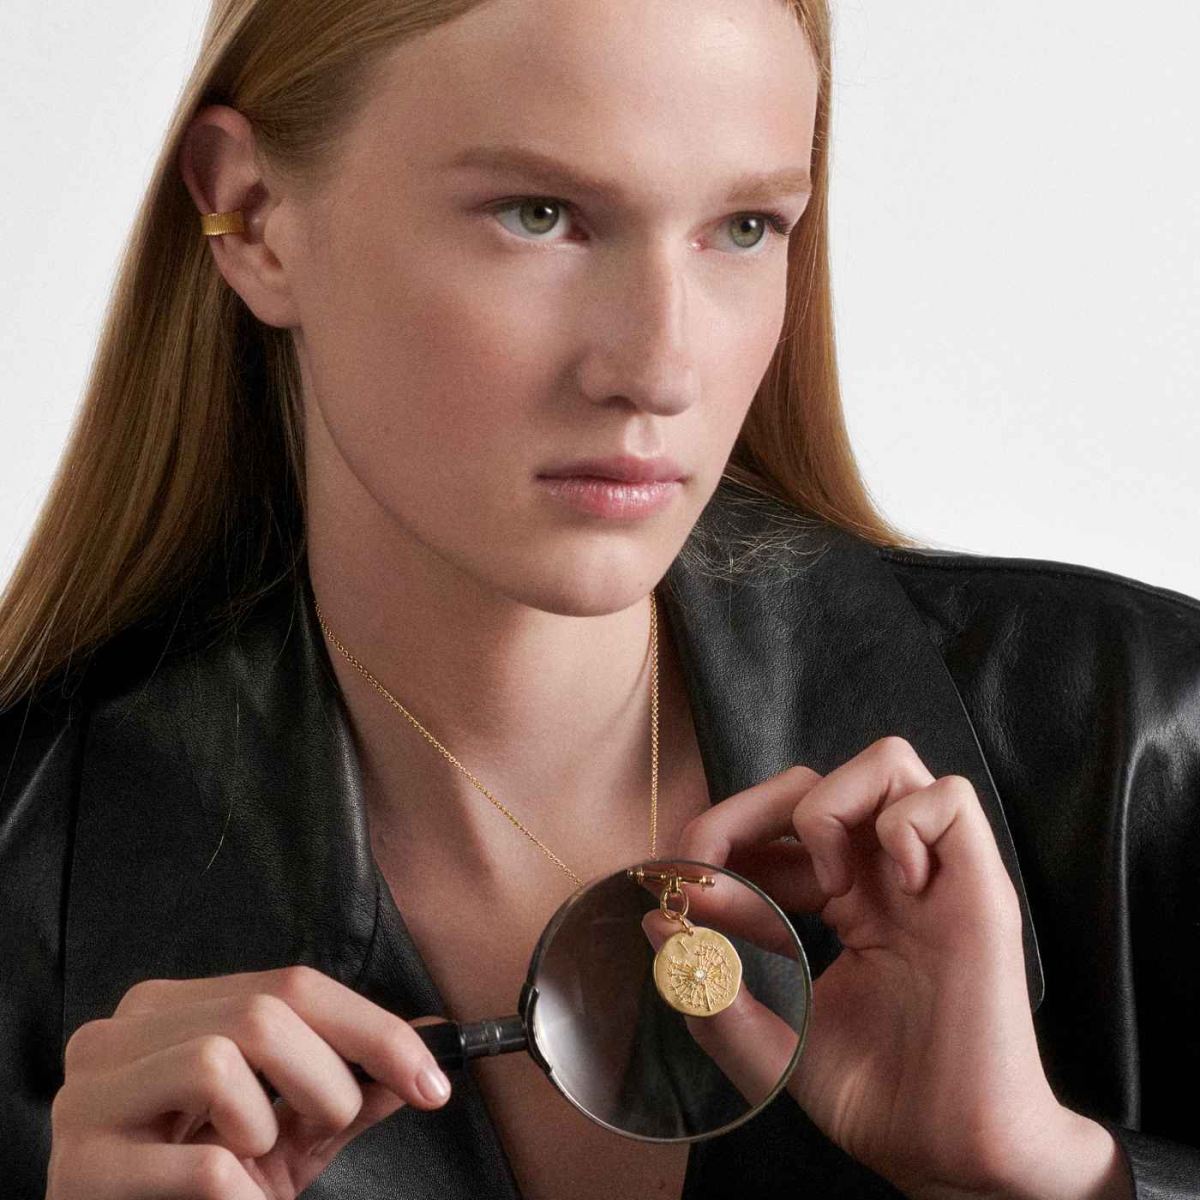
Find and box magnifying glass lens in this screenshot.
[523,859,811,1142]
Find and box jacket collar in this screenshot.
[63,481,1042,1066]
[656,483,1042,1010]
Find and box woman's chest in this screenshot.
[369,730,715,1197]
[471,1050,692,1200]
[379,811,710,1200]
[388,873,700,1200]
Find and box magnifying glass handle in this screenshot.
[255,1016,528,1103]
[415,1015,528,1066]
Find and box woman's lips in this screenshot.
[535,475,682,519]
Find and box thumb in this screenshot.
[641,911,800,1108]
[284,1015,453,1165]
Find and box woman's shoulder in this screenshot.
[877,541,1200,678]
[0,621,149,879]
[878,540,1200,618]
[0,569,308,834]
[0,683,84,859]
[874,541,1200,818]
[698,480,1200,638]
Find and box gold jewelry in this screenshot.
[313,592,660,888]
[199,210,246,236]
[629,866,744,1018]
[315,591,741,1016]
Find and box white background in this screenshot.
[2,1,1197,601]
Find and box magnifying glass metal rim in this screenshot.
[521,855,813,1144]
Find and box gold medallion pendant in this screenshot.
[630,866,744,1017]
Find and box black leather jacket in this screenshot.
[4,483,1199,1198]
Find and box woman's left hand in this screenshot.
[644,736,1130,1200]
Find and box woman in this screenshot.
[2,0,1197,1196]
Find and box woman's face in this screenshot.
[289,0,819,615]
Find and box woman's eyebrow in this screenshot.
[442,143,813,207]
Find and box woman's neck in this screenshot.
[306,538,706,893]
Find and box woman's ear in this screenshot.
[178,103,304,329]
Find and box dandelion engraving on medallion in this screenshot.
[653,927,743,1017]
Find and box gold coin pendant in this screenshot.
[653,925,743,1017]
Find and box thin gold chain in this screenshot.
[313,592,659,888]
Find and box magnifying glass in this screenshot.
[266,858,811,1142]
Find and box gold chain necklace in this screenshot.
[313,590,743,1019]
[312,592,659,888]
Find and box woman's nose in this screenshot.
[574,249,700,417]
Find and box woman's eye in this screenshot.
[486,197,796,255]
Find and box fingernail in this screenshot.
[306,1133,338,1158]
[892,860,909,891]
[417,1065,451,1104]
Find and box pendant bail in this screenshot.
[660,883,692,924]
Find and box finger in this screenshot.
[872,778,960,895]
[58,1036,280,1159]
[714,838,828,914]
[280,1016,454,1163]
[641,841,825,916]
[791,737,936,897]
[282,1081,405,1161]
[642,912,800,1107]
[61,1137,267,1200]
[874,774,1014,907]
[113,967,451,1114]
[169,1110,208,1146]
[673,765,825,886]
[76,993,366,1142]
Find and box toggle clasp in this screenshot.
[626,866,715,888]
[628,865,715,932]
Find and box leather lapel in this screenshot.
[63,571,522,1198]
[64,580,381,1040]
[659,481,1044,1009]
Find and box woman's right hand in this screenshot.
[45,965,454,1199]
